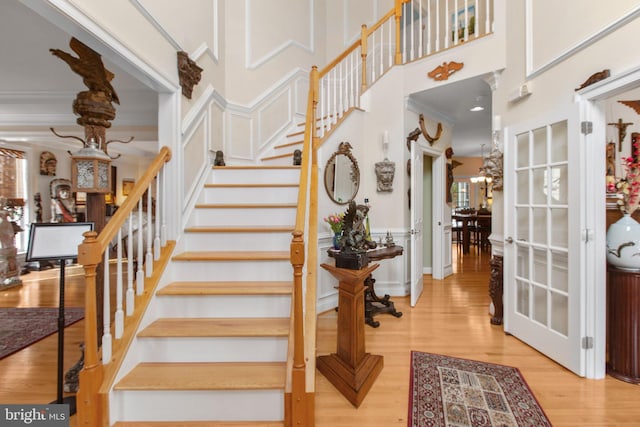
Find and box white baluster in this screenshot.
[464,0,469,41]
[426,0,432,55]
[418,0,423,57]
[126,213,134,315]
[115,228,123,339]
[371,32,377,83]
[486,0,491,34]
[102,250,112,363]
[388,18,393,68]
[338,61,343,119]
[160,166,167,247]
[154,175,161,259]
[402,2,407,63]
[136,199,144,295]
[145,186,153,277]
[442,0,447,50]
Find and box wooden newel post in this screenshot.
[317,263,383,407]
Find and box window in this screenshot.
[452,181,470,209]
[0,147,28,251]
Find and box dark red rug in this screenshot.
[0,307,84,360]
[408,351,551,426]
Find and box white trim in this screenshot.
[245,0,315,69]
[129,0,182,51]
[525,1,640,79]
[22,0,177,93]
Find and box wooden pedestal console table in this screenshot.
[317,263,384,407]
[607,266,640,384]
[328,246,403,327]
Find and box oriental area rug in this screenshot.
[408,351,552,427]
[0,307,84,360]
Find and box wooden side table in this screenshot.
[317,263,384,407]
[607,266,640,384]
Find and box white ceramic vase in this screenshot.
[606,213,640,270]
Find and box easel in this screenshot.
[25,222,94,414]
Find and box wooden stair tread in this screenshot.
[184,225,294,233]
[172,251,290,261]
[114,422,284,426]
[274,140,303,149]
[261,153,293,161]
[158,281,293,296]
[138,317,290,337]
[194,203,296,209]
[115,362,286,390]
[204,183,298,188]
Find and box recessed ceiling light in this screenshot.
[470,106,484,112]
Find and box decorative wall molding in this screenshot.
[129,0,182,51]
[245,0,314,69]
[526,1,640,79]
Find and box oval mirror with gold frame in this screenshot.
[324,142,360,205]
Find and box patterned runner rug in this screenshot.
[408,351,551,427]
[0,307,84,360]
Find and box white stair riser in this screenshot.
[138,337,288,362]
[208,169,299,185]
[200,186,298,204]
[112,389,284,422]
[181,231,292,251]
[156,295,291,317]
[190,208,296,226]
[169,260,292,281]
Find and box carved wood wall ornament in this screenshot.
[418,114,443,145]
[177,51,203,99]
[427,61,464,81]
[575,69,610,91]
[618,100,640,115]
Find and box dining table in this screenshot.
[452,213,476,254]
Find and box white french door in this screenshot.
[410,142,424,307]
[503,105,586,376]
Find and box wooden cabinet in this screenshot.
[606,266,640,384]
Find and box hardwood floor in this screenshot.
[1,250,638,426]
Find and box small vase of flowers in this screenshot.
[324,213,344,249]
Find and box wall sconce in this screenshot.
[71,139,111,193]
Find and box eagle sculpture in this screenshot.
[50,37,120,104]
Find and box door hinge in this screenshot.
[581,121,593,135]
[582,228,594,243]
[582,336,593,349]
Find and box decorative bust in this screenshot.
[50,179,77,223]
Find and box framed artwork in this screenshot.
[122,179,135,196]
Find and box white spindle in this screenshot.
[343,60,348,112]
[388,19,393,68]
[378,26,383,77]
[418,0,423,57]
[320,78,326,138]
[154,175,161,259]
[443,0,448,49]
[115,228,124,339]
[126,213,134,315]
[426,0,432,55]
[486,0,491,34]
[332,68,337,126]
[102,250,112,363]
[410,0,415,61]
[371,32,377,83]
[464,0,469,41]
[136,199,144,295]
[355,48,360,108]
[160,166,167,247]
[338,61,343,119]
[145,186,153,277]
[402,2,407,63]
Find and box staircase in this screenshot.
[110,165,300,425]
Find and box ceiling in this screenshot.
[0,2,489,159]
[409,76,493,158]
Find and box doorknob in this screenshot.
[505,237,514,244]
